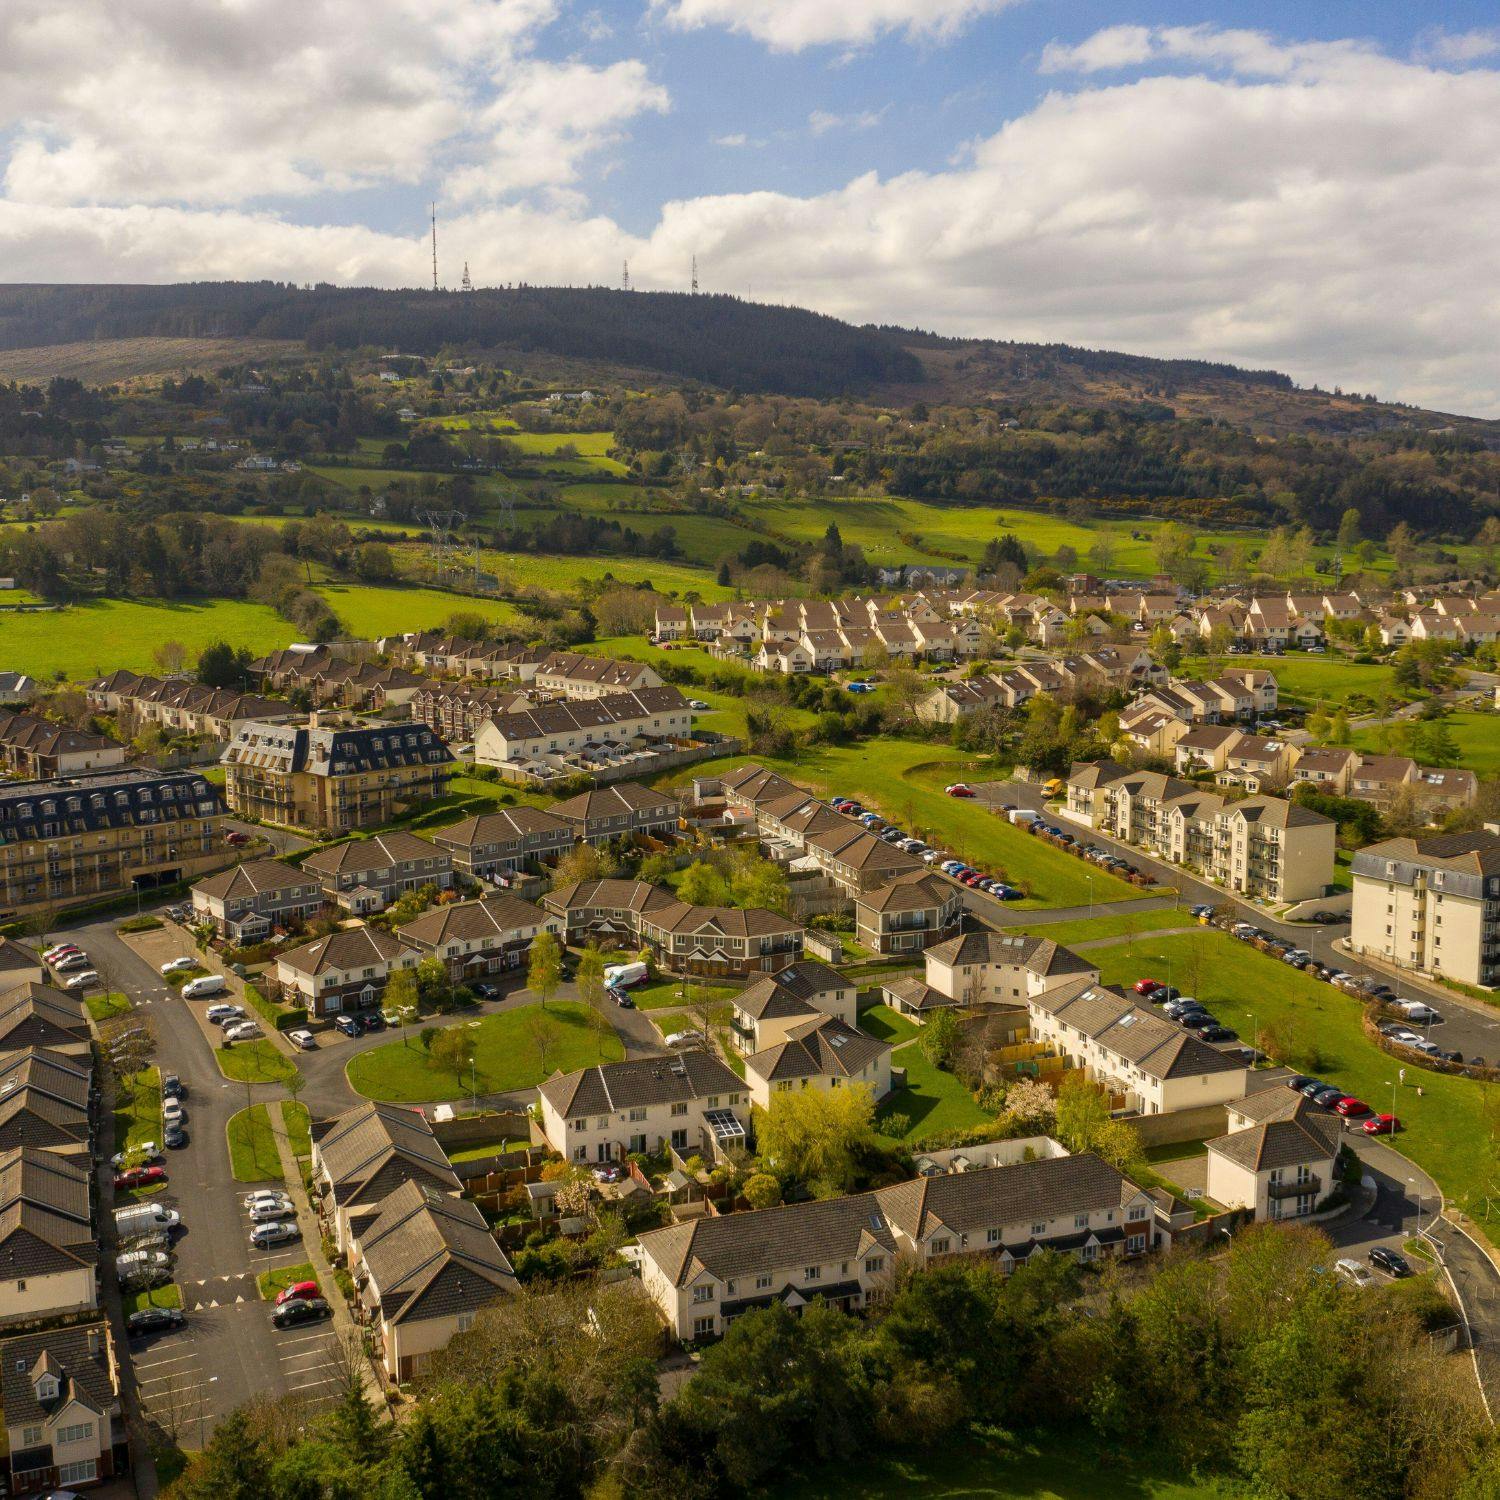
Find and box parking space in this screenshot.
[271,1327,345,1409]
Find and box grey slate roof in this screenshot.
[314,1102,460,1207]
[1206,1097,1340,1172]
[540,1051,742,1120]
[0,1321,117,1429]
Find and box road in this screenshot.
[65,912,348,1446]
[975,779,1500,1067]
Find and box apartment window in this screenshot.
[755,1274,773,1290]
[57,1421,94,1444]
[692,1284,715,1303]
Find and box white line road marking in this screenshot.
[138,1367,203,1387]
[287,1376,341,1393]
[274,1329,333,1346]
[132,1350,200,1370]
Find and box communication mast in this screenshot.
[691,255,698,294]
[621,259,630,291]
[430,203,439,292]
[461,261,473,292]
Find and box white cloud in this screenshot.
[0,0,663,207]
[1413,28,1500,65]
[652,0,1018,52]
[807,108,884,136]
[714,133,750,147]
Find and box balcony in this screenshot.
[1267,1175,1321,1199]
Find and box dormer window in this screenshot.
[34,1373,58,1402]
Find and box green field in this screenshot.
[1003,908,1192,947]
[410,545,730,600]
[1084,929,1500,1234]
[1351,709,1500,777]
[313,582,522,637]
[669,744,1140,909]
[876,1040,994,1142]
[787,1437,1241,1499]
[1201,654,1397,708]
[226,1103,284,1182]
[217,1039,299,1086]
[345,1001,623,1102]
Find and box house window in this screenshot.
[929,1237,951,1255]
[986,1228,1001,1244]
[865,1256,885,1274]
[57,1422,94,1444]
[693,1316,716,1339]
[456,1312,475,1333]
[803,1265,821,1281]
[692,1285,715,1303]
[21,1425,41,1447]
[1127,1204,1147,1221]
[755,1274,773,1291]
[1074,1213,1090,1229]
[628,1108,647,1122]
[1030,1222,1046,1236]
[670,1103,688,1117]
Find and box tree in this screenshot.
[430,1026,478,1092]
[730,854,790,914]
[152,639,189,673]
[527,930,562,1010]
[383,968,420,1044]
[197,639,252,689]
[523,1004,556,1080]
[1003,1077,1056,1133]
[1336,507,1362,554]
[754,1084,876,1197]
[677,861,731,907]
[1152,522,1195,578]
[575,943,606,1009]
[1053,1072,1112,1153]
[742,1172,782,1209]
[919,1008,959,1069]
[354,541,396,581]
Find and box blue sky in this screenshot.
[0,2,1498,412]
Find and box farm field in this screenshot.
[1084,929,1500,1236]
[421,546,730,599]
[670,743,1140,908]
[345,1001,622,1101]
[313,582,522,637]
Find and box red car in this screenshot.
[1133,978,1161,996]
[945,783,976,798]
[275,1279,320,1307]
[1362,1114,1401,1135]
[1334,1096,1370,1117]
[226,831,250,846]
[114,1166,167,1190]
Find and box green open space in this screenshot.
[1202,653,1396,708]
[310,582,522,637]
[786,1435,1241,1499]
[856,1002,921,1048]
[282,1101,312,1160]
[124,1282,183,1316]
[876,1041,994,1143]
[226,1103,284,1182]
[257,1262,318,1302]
[669,744,1140,909]
[114,1067,161,1157]
[1351,709,1500,778]
[217,1038,299,1086]
[86,990,132,1021]
[1083,929,1500,1234]
[632,979,738,1012]
[1002,908,1191,947]
[345,1001,623,1102]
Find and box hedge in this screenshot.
[245,977,307,1033]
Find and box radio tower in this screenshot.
[461,261,473,293]
[621,259,630,291]
[691,255,698,294]
[430,202,439,292]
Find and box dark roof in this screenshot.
[1207,1098,1340,1171]
[278,925,414,978]
[0,1321,117,1429]
[924,931,1095,979]
[194,858,317,901]
[429,806,572,849]
[0,768,224,843]
[302,830,450,877]
[0,986,90,1046]
[314,1102,460,1206]
[746,1016,891,1084]
[1038,984,1246,1082]
[1355,830,1500,877]
[551,781,679,823]
[540,1051,743,1119]
[0,1146,95,1275]
[223,718,451,778]
[734,961,850,1021]
[399,893,552,948]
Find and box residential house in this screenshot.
[0,674,38,707]
[275,925,420,1017]
[301,831,453,914]
[530,653,663,699]
[0,1147,96,1323]
[1204,1093,1341,1221]
[428,806,574,879]
[921,932,1099,1009]
[802,824,923,895]
[637,1152,1162,1341]
[0,940,45,988]
[1173,724,1246,776]
[550,782,679,845]
[538,1052,749,1164]
[0,989,90,1053]
[743,1014,893,1110]
[398,893,560,982]
[729,962,857,1054]
[190,859,325,940]
[0,1050,94,1157]
[472,687,694,779]
[310,1101,461,1255]
[0,717,126,781]
[0,1321,125,1493]
[854,871,963,955]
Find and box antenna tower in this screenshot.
[461,261,473,293]
[691,255,698,294]
[431,203,438,292]
[621,259,630,292]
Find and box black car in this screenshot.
[273,1297,332,1329]
[471,981,502,1000]
[128,1307,185,1336]
[164,1126,188,1149]
[361,1012,385,1032]
[1312,1085,1345,1108]
[1441,1049,1464,1063]
[1149,986,1180,1003]
[1197,1025,1238,1043]
[1369,1247,1413,1278]
[333,1013,362,1037]
[1310,911,1342,925]
[1299,1080,1329,1099]
[1287,1074,1317,1092]
[162,1074,185,1099]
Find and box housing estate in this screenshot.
[301,830,454,913]
[427,805,574,879]
[1204,1092,1341,1221]
[0,716,125,780]
[275,924,421,1017]
[397,892,561,982]
[191,858,325,940]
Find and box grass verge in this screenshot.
[227,1103,284,1182]
[87,990,132,1021]
[114,1066,161,1157]
[217,1038,299,1085]
[632,979,738,1012]
[282,1101,312,1160]
[124,1282,183,1315]
[257,1262,318,1302]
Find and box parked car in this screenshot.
[206,1004,245,1024]
[687,699,709,710]
[160,1100,185,1126]
[273,1297,331,1329]
[223,1022,262,1043]
[251,1221,300,1248]
[114,1165,167,1190]
[43,944,81,963]
[162,1074,185,1099]
[182,975,228,1000]
[276,1279,321,1306]
[160,957,197,976]
[1369,1247,1412,1278]
[591,1163,624,1184]
[1133,978,1162,996]
[1197,1025,1238,1043]
[362,1012,386,1032]
[51,951,90,972]
[127,1307,185,1336]
[226,830,251,846]
[244,1189,293,1211]
[610,988,635,1009]
[110,1144,160,1169]
[288,1029,317,1050]
[1335,1258,1374,1289]
[1309,911,1342,925]
[1362,1114,1401,1135]
[945,783,976,798]
[1334,1096,1370,1117]
[1285,1074,1317,1093]
[164,1126,187,1150]
[64,972,100,991]
[1299,1080,1330,1099]
[249,1200,293,1223]
[1311,1085,1346,1108]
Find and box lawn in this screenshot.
[856,1002,922,1048]
[1351,709,1500,778]
[1200,653,1396,709]
[669,744,1140,909]
[86,990,132,1021]
[312,582,523,637]
[345,1001,623,1102]
[257,1262,318,1302]
[786,1434,1242,1499]
[124,1283,184,1316]
[226,1103,284,1182]
[404,544,730,600]
[217,1039,299,1086]
[114,1067,161,1156]
[876,1042,994,1143]
[282,1101,312,1160]
[1002,908,1192,947]
[632,979,738,1012]
[1083,929,1500,1235]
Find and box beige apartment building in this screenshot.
[1349,831,1500,988]
[221,715,452,834]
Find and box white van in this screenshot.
[115,1202,181,1236]
[1008,808,1042,826]
[1395,999,1440,1025]
[182,974,227,1000]
[604,961,648,989]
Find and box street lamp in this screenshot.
[1385,1077,1397,1122]
[1406,1177,1416,1239]
[1243,1008,1260,1060]
[1084,874,1094,923]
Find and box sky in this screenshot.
[1,2,1498,414]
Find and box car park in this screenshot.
[223,1021,262,1043]
[251,1221,300,1248]
[127,1307,185,1336]
[276,1279,321,1306]
[1369,1247,1412,1278]
[163,1126,187,1150]
[273,1296,332,1329]
[63,971,99,991]
[288,1029,317,1050]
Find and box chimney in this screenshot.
[307,711,320,729]
[87,1326,100,1357]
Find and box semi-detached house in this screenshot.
[190,858,325,940]
[301,830,453,914]
[551,782,679,845]
[275,925,419,1017]
[638,1152,1161,1341]
[428,806,574,879]
[397,893,560,982]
